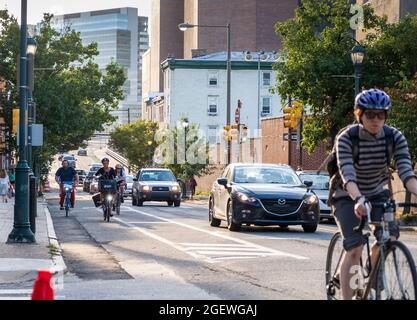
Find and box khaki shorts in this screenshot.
[332,190,399,252]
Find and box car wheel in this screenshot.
[302,224,318,233]
[227,201,241,232]
[167,201,173,206]
[209,198,221,227]
[279,224,289,229]
[137,200,143,207]
[174,200,181,207]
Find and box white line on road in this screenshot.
[119,207,309,261]
[113,217,216,263]
[0,289,32,294]
[128,221,170,224]
[179,243,249,247]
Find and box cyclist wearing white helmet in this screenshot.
[331,88,417,300]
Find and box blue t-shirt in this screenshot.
[55,167,77,182]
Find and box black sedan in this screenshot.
[209,164,320,233]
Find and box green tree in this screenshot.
[108,120,159,171]
[273,0,386,152]
[0,11,126,174]
[154,118,212,182]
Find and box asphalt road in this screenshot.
[45,147,417,300]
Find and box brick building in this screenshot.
[261,116,329,171]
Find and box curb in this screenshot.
[42,201,67,275]
[399,226,417,232]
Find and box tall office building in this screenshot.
[53,8,149,125]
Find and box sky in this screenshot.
[0,0,151,24]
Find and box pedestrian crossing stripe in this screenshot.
[178,242,294,261]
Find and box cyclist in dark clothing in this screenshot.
[55,160,78,210]
[95,157,116,179]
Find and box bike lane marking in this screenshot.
[114,207,309,262]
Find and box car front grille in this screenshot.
[260,199,303,214]
[152,186,169,192]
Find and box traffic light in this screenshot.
[283,106,295,129]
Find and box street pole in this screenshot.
[257,56,260,131]
[354,64,360,97]
[226,23,231,164]
[27,52,34,170]
[128,108,131,124]
[8,0,36,243]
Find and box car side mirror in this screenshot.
[217,178,228,188]
[303,180,313,188]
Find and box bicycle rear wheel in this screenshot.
[376,240,417,300]
[325,232,344,300]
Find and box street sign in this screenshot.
[32,124,44,146]
[283,133,298,141]
[235,108,240,124]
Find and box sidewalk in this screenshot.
[0,197,66,299]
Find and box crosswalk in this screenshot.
[178,242,307,262]
[0,289,32,300]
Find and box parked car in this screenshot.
[297,171,332,221]
[76,169,88,186]
[132,168,182,207]
[124,175,134,198]
[209,163,320,232]
[77,149,87,156]
[83,171,95,193]
[63,155,77,168]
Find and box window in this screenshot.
[261,97,271,115]
[208,96,218,115]
[208,71,218,87]
[208,125,218,144]
[262,72,271,86]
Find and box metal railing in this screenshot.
[105,148,134,174]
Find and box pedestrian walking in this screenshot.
[8,167,15,197]
[189,177,197,200]
[0,169,10,203]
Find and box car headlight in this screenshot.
[172,185,180,192]
[65,187,70,192]
[142,185,150,192]
[106,195,113,201]
[304,194,318,204]
[237,192,257,203]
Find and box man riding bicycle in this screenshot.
[55,159,79,210]
[331,88,417,300]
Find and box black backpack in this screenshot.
[326,124,394,204]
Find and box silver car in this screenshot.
[298,171,332,221]
[132,168,182,207]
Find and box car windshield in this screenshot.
[64,156,75,161]
[140,171,175,182]
[126,176,134,183]
[233,166,302,185]
[299,174,329,190]
[76,170,85,175]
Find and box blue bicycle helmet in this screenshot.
[355,89,392,110]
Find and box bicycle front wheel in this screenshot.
[325,232,344,300]
[377,240,417,300]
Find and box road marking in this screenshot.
[117,207,309,261]
[0,289,32,294]
[113,218,216,263]
[129,221,170,224]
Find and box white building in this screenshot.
[153,51,282,141]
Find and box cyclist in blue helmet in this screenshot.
[330,88,417,299]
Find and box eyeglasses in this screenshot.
[364,111,386,120]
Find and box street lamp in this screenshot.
[8,0,36,243]
[244,51,269,130]
[351,45,365,96]
[27,37,38,170]
[178,22,231,164]
[147,140,153,165]
[182,119,189,163]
